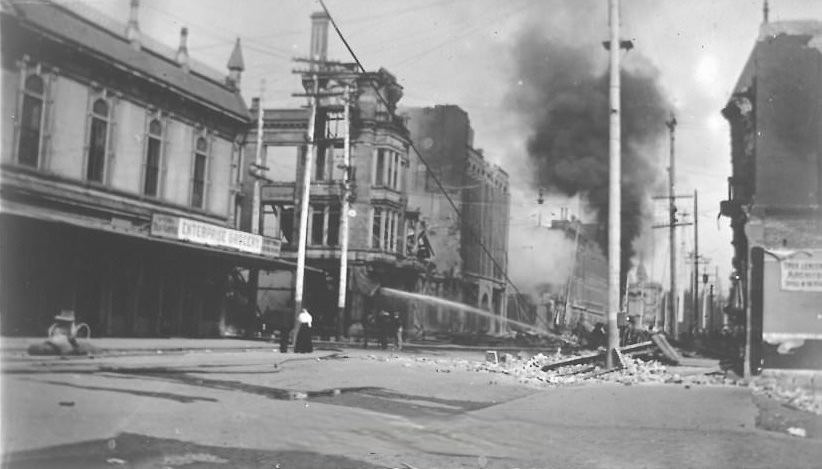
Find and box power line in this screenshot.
[317,0,544,334]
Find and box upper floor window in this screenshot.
[374,148,403,190]
[18,75,45,168]
[261,203,295,243]
[309,204,340,247]
[86,98,110,183]
[191,136,208,208]
[143,118,163,196]
[371,206,400,252]
[314,145,327,181]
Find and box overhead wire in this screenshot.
[316,0,556,335]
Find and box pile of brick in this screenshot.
[749,380,822,415]
[472,352,708,388]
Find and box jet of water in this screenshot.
[380,287,558,338]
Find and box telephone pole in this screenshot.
[606,0,621,368]
[294,72,318,324]
[652,116,692,337]
[336,84,353,340]
[251,79,265,235]
[666,115,678,338]
[692,189,699,332]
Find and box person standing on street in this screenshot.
[392,312,403,351]
[294,308,313,353]
[377,310,391,350]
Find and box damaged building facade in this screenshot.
[0,0,287,337]
[403,105,511,335]
[721,20,822,371]
[242,13,423,337]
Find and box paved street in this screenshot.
[2,345,822,468]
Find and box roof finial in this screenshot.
[763,0,770,24]
[125,0,141,51]
[176,27,190,71]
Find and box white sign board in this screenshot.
[781,252,822,291]
[151,214,281,258]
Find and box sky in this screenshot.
[66,0,822,296]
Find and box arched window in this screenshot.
[86,98,109,182]
[143,118,163,196]
[191,136,208,208]
[18,75,45,167]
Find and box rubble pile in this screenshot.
[750,380,822,416]
[366,352,822,417]
[472,352,677,387]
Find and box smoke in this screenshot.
[509,25,672,287]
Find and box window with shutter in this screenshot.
[191,136,208,208]
[86,98,109,183]
[18,75,45,168]
[143,118,162,196]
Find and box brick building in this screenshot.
[403,105,511,334]
[242,13,421,336]
[1,0,287,337]
[720,20,822,370]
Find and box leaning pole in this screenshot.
[606,0,621,369]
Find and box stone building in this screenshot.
[0,0,286,337]
[720,20,822,370]
[403,105,511,334]
[241,12,420,337]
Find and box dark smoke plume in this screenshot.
[510,27,671,286]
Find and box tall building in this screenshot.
[243,12,420,336]
[720,19,822,370]
[403,105,511,334]
[0,0,286,337]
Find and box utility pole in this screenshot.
[692,189,699,333]
[652,118,692,337]
[294,72,318,324]
[606,0,621,369]
[666,115,678,339]
[251,79,265,235]
[336,84,352,341]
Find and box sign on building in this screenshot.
[780,251,822,291]
[150,214,281,258]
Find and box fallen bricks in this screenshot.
[540,340,659,372]
[539,334,680,372]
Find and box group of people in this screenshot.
[364,310,404,350]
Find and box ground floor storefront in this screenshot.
[0,214,287,338]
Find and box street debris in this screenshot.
[162,453,228,466]
[749,380,822,416]
[363,346,822,418]
[105,458,126,465]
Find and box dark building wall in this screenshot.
[754,33,822,208]
[722,22,822,372]
[404,105,472,189]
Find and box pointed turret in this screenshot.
[226,37,244,90]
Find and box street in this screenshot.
[3,346,822,468]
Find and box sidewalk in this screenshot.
[0,337,279,356]
[0,336,561,357]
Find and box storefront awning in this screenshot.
[1,201,324,273]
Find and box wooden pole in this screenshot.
[336,84,352,340]
[606,0,621,369]
[294,72,319,324]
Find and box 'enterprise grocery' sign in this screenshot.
[150,214,281,258]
